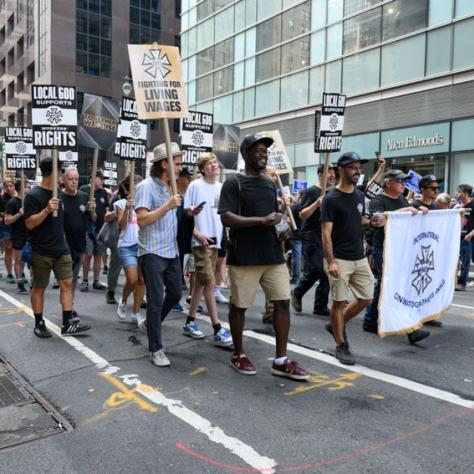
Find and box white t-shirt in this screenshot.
[115,198,139,248]
[184,178,223,249]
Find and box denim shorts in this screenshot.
[0,223,11,240]
[118,244,139,269]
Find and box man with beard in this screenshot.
[219,134,309,380]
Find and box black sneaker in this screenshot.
[407,329,430,345]
[335,343,355,365]
[106,291,117,304]
[61,321,90,336]
[313,307,330,317]
[362,322,378,334]
[92,280,107,291]
[17,282,28,294]
[102,265,108,275]
[424,320,442,328]
[34,323,52,338]
[71,310,80,323]
[140,300,147,309]
[325,323,349,348]
[290,290,302,313]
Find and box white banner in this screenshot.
[379,209,462,337]
[32,107,77,126]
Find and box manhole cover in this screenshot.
[0,374,30,408]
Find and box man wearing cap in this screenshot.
[321,152,380,365]
[363,169,432,339]
[80,170,109,292]
[411,175,441,210]
[135,142,183,368]
[291,164,336,317]
[219,133,309,380]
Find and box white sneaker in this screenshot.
[117,298,128,320]
[150,349,170,367]
[136,314,147,333]
[215,288,229,304]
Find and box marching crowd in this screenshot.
[0,133,473,379]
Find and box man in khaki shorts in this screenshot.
[321,152,383,365]
[219,134,309,380]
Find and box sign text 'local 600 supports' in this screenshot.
[314,93,346,153]
[115,97,147,161]
[31,85,77,150]
[180,110,213,165]
[4,127,37,170]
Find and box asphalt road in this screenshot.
[0,267,473,474]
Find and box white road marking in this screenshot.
[0,289,276,473]
[452,303,474,310]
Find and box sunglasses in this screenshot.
[394,178,406,183]
[426,186,439,190]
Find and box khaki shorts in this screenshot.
[31,251,73,288]
[228,264,290,309]
[324,257,374,302]
[193,246,218,285]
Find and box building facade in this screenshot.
[180,0,474,191]
[0,0,181,183]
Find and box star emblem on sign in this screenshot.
[141,49,172,79]
[411,245,435,295]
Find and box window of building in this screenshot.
[7,13,14,33]
[256,47,281,82]
[17,107,24,126]
[26,0,34,46]
[281,70,308,110]
[8,47,14,67]
[26,62,34,84]
[0,89,5,107]
[428,0,452,26]
[213,65,233,95]
[235,32,245,60]
[245,27,256,55]
[197,74,213,101]
[16,36,24,58]
[344,0,379,16]
[187,79,196,104]
[281,36,310,74]
[311,0,327,30]
[309,65,325,104]
[130,0,161,44]
[188,27,197,54]
[197,17,214,51]
[282,2,310,42]
[235,1,245,32]
[0,26,5,46]
[453,17,474,70]
[213,94,233,123]
[327,0,343,23]
[325,60,341,92]
[245,57,255,85]
[381,33,425,86]
[215,5,234,43]
[197,47,214,76]
[310,29,325,65]
[256,15,281,52]
[16,72,24,93]
[255,79,280,116]
[234,61,244,89]
[257,0,282,22]
[426,25,451,75]
[455,0,474,18]
[197,0,214,20]
[245,0,257,24]
[382,0,428,42]
[8,115,15,126]
[233,90,244,122]
[0,57,5,75]
[343,7,381,54]
[326,22,342,59]
[244,87,255,119]
[342,47,380,95]
[176,0,181,17]
[214,37,234,69]
[8,81,15,101]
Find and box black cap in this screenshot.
[240,133,274,155]
[179,167,192,178]
[96,170,105,178]
[337,151,368,167]
[384,169,409,180]
[419,174,442,188]
[317,163,337,174]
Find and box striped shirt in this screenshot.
[135,177,179,258]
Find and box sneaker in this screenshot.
[215,288,229,304]
[262,311,273,324]
[362,322,378,334]
[182,321,205,339]
[173,303,184,312]
[335,343,355,365]
[313,307,330,317]
[455,284,466,291]
[18,276,28,284]
[80,280,89,292]
[290,290,302,313]
[61,321,90,336]
[52,278,59,289]
[325,322,349,348]
[407,329,430,344]
[213,327,233,347]
[466,281,474,288]
[71,310,80,323]
[150,349,170,367]
[117,298,128,321]
[102,265,108,275]
[230,354,256,375]
[34,323,52,338]
[271,358,309,381]
[92,280,107,291]
[17,282,28,294]
[106,291,117,304]
[6,274,15,284]
[185,296,203,313]
[424,319,443,327]
[137,315,147,333]
[141,299,147,309]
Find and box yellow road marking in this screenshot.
[369,394,385,400]
[190,367,207,376]
[285,371,362,397]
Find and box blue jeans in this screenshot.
[290,239,302,284]
[364,246,383,328]
[139,254,182,353]
[458,239,472,287]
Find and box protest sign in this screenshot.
[128,44,188,120]
[104,161,117,187]
[405,169,422,194]
[213,124,240,170]
[4,127,36,170]
[293,179,308,194]
[314,93,346,153]
[259,130,292,174]
[181,111,213,166]
[115,97,147,161]
[379,209,461,337]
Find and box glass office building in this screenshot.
[180,0,474,191]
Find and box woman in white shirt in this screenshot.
[115,176,145,329]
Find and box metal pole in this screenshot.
[128,160,135,222]
[52,149,58,217]
[163,118,178,195]
[89,148,99,203]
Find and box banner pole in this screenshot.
[163,118,178,195]
[128,160,135,222]
[20,169,25,199]
[320,152,330,197]
[52,149,58,217]
[89,148,99,203]
[276,174,297,231]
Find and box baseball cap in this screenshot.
[152,142,183,163]
[240,133,274,155]
[419,174,442,188]
[336,152,368,167]
[317,163,337,174]
[384,169,408,180]
[179,167,192,177]
[96,170,105,178]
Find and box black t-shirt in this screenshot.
[79,185,109,230]
[321,187,366,261]
[23,186,69,258]
[299,186,323,244]
[5,196,27,243]
[369,194,409,247]
[411,199,438,210]
[218,174,284,266]
[461,201,474,236]
[61,190,89,257]
[1,193,13,224]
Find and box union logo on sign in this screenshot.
[15,141,27,154]
[192,130,204,146]
[46,106,63,125]
[329,113,339,131]
[130,120,142,138]
[141,49,172,79]
[411,245,435,295]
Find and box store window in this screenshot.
[451,153,474,191]
[382,0,428,41]
[343,7,381,54]
[453,18,474,70]
[343,47,380,95]
[255,79,280,116]
[426,26,451,76]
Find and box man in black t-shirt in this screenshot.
[321,152,381,365]
[363,169,433,339]
[219,133,308,381]
[24,157,90,338]
[0,179,17,282]
[411,175,441,211]
[455,184,474,290]
[291,164,336,317]
[79,170,109,292]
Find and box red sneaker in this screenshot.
[271,359,309,381]
[230,354,256,375]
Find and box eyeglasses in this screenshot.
[426,186,439,190]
